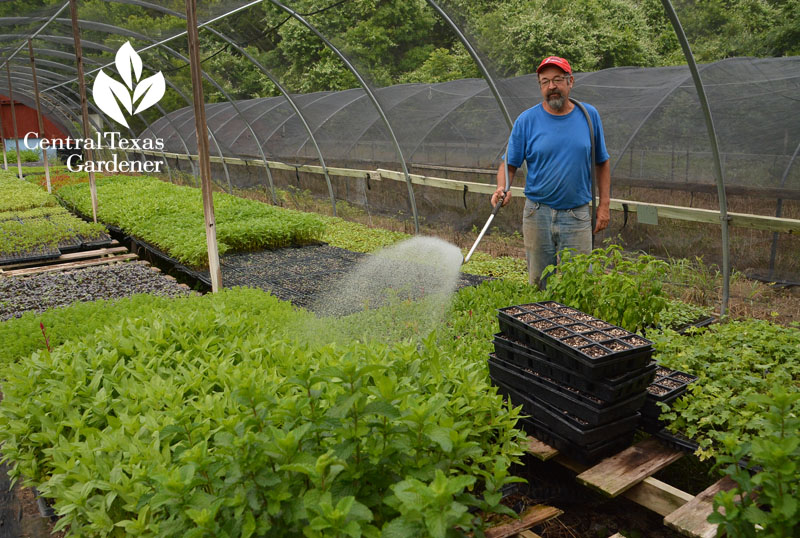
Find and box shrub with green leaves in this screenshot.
[5,148,40,163]
[57,175,326,267]
[709,388,800,536]
[651,320,800,460]
[0,287,526,537]
[543,244,669,333]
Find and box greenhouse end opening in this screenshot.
[65,153,164,173]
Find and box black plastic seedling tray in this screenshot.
[498,302,654,367]
[494,382,640,446]
[494,324,652,381]
[493,333,656,400]
[518,416,634,465]
[489,355,647,427]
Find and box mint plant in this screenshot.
[709,388,800,537]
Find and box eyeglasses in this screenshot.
[538,76,569,87]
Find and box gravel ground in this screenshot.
[217,244,489,311]
[0,261,192,321]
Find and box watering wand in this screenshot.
[463,159,511,264]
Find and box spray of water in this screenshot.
[306,236,463,345]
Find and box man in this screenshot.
[491,56,611,289]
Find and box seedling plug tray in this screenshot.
[489,355,647,426]
[498,302,653,373]
[494,381,640,446]
[518,416,634,465]
[493,333,656,399]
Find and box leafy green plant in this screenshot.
[57,175,326,267]
[5,148,40,163]
[709,388,800,537]
[543,244,669,332]
[0,287,526,537]
[0,170,56,212]
[651,320,800,459]
[657,299,715,331]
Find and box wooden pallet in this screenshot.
[0,242,139,276]
[526,435,726,537]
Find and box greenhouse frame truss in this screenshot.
[1,0,799,312]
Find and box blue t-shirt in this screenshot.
[505,103,609,210]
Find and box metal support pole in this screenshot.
[69,0,98,223]
[661,0,730,317]
[28,39,51,192]
[5,64,23,180]
[185,0,222,292]
[0,96,7,170]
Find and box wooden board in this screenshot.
[2,253,138,277]
[485,505,562,538]
[553,452,693,517]
[525,436,559,461]
[576,438,683,498]
[0,243,125,270]
[664,476,736,538]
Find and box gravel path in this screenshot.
[0,261,192,321]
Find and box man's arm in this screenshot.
[594,159,610,233]
[492,162,516,207]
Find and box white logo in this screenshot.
[92,42,165,128]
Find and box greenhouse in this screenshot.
[0,1,798,537]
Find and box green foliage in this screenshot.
[709,388,800,537]
[0,170,56,212]
[657,299,715,331]
[56,175,326,267]
[543,244,669,333]
[0,172,106,256]
[4,148,40,163]
[0,287,526,536]
[320,216,410,253]
[650,320,800,460]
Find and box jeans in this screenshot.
[522,199,592,289]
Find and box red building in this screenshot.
[0,94,69,142]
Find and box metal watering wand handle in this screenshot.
[463,150,511,264]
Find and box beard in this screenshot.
[547,92,566,111]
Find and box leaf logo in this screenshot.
[92,42,165,128]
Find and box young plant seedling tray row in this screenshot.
[640,366,699,432]
[493,333,656,400]
[498,301,654,380]
[489,354,647,427]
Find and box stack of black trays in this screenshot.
[489,301,656,464]
[640,366,698,433]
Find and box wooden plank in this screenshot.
[0,244,126,270]
[516,531,542,538]
[526,436,560,461]
[3,253,138,276]
[485,505,563,538]
[576,438,683,498]
[664,476,736,538]
[553,453,693,517]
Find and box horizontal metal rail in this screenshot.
[139,149,800,235]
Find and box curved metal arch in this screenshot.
[6,72,135,163]
[229,91,335,148]
[262,90,365,162]
[332,85,432,163]
[424,0,513,131]
[608,64,713,176]
[46,17,269,197]
[661,0,730,317]
[7,79,123,163]
[34,20,240,193]
[268,0,419,232]
[203,26,339,214]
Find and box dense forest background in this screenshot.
[3,0,798,119]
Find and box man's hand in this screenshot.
[491,187,511,207]
[593,204,610,233]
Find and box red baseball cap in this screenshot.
[537,56,572,74]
